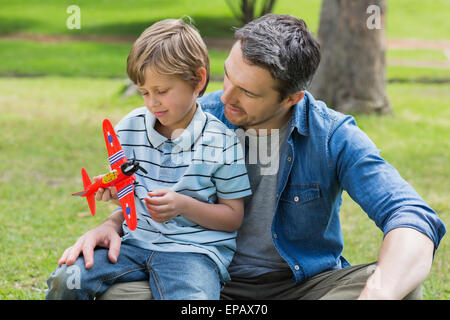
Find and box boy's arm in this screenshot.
[145,190,244,232]
[183,196,244,232]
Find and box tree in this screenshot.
[309,0,392,114]
[226,0,277,25]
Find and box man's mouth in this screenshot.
[226,104,245,115]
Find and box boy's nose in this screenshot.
[148,96,161,108]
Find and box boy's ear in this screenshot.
[194,67,207,94]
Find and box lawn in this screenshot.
[1,0,449,39]
[1,0,449,81]
[0,0,448,300]
[0,78,448,299]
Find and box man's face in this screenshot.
[221,41,297,131]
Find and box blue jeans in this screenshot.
[46,243,221,300]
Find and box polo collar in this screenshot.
[145,103,207,151]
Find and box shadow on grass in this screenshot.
[0,17,44,34]
[80,16,239,38]
[0,16,239,39]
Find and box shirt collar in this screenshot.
[290,90,311,136]
[145,103,207,151]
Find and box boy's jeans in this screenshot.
[46,243,221,300]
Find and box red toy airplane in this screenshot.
[71,119,147,230]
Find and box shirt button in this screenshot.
[294,265,300,271]
[294,196,299,202]
[287,157,292,162]
[273,233,278,239]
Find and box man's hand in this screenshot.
[58,211,124,269]
[144,189,187,223]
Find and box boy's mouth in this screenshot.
[153,110,168,117]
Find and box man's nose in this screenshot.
[221,85,237,105]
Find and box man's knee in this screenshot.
[318,263,423,300]
[97,281,152,300]
[403,285,422,300]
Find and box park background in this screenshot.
[0,0,448,299]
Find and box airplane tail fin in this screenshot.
[81,168,96,216]
[71,168,96,216]
[86,193,96,216]
[71,168,96,215]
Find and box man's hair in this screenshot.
[127,17,210,96]
[234,14,320,101]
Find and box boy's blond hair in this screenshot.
[127,18,210,96]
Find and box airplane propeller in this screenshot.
[121,150,148,176]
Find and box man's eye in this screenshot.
[243,90,256,98]
[140,92,148,96]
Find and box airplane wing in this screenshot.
[116,180,137,231]
[103,119,127,171]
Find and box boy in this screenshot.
[46,18,251,300]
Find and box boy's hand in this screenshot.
[93,175,120,206]
[144,189,186,223]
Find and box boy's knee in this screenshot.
[46,262,86,300]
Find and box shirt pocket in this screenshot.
[279,184,329,239]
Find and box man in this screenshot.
[58,14,445,299]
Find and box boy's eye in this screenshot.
[157,89,168,95]
[140,91,148,96]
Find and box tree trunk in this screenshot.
[309,0,391,114]
[226,0,277,25]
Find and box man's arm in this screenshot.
[329,115,445,299]
[358,227,434,299]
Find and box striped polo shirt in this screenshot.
[114,104,251,281]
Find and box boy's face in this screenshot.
[138,68,198,133]
[221,41,303,131]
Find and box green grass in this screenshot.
[0,39,130,78]
[387,49,448,62]
[0,0,448,301]
[0,77,448,299]
[0,39,229,78]
[1,39,448,82]
[1,0,449,40]
[387,66,450,82]
[0,0,448,83]
[0,0,240,38]
[385,0,450,40]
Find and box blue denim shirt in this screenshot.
[199,90,446,284]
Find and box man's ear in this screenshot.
[281,91,305,109]
[194,67,207,95]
